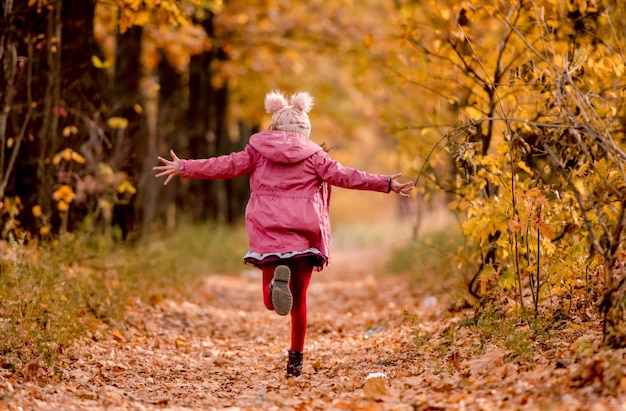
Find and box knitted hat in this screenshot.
[265,90,314,138]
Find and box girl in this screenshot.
[154,91,413,378]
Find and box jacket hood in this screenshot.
[249,130,323,164]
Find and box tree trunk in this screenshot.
[185,15,222,222]
[111,25,146,239]
[184,14,249,225]
[0,0,19,200]
[602,276,626,348]
[144,52,185,232]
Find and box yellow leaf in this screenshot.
[53,185,76,204]
[62,126,78,137]
[364,32,375,47]
[175,338,186,347]
[117,180,137,195]
[39,225,51,236]
[32,205,43,218]
[92,55,107,69]
[464,106,482,120]
[133,10,150,26]
[133,104,143,114]
[71,152,86,164]
[107,117,129,129]
[311,358,322,373]
[53,148,84,165]
[60,295,68,301]
[574,179,586,194]
[497,143,510,155]
[516,161,532,174]
[111,329,125,341]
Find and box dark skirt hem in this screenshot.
[244,252,327,271]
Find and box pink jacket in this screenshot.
[179,130,391,266]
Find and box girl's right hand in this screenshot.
[153,150,182,185]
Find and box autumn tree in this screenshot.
[384,0,626,344]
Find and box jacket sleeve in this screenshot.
[312,151,391,193]
[179,145,256,180]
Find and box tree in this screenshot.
[109,24,145,238]
[386,0,626,340]
[0,0,109,236]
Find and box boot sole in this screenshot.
[272,265,293,316]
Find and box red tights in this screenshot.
[262,258,313,352]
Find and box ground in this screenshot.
[2,219,626,410]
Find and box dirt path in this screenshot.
[3,229,625,410]
[3,242,432,410]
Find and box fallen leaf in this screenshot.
[111,329,125,342]
[362,376,386,399]
[311,358,322,373]
[466,348,506,376]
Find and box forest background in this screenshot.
[2,0,626,389]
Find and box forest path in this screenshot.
[6,238,433,410]
[3,218,623,410]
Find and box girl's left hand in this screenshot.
[390,173,414,197]
[153,150,182,185]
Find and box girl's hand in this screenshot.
[389,173,414,197]
[153,150,182,185]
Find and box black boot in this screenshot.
[271,265,293,316]
[286,350,303,378]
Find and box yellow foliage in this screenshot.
[57,201,69,212]
[99,163,114,176]
[53,148,85,165]
[53,185,76,204]
[32,205,43,218]
[91,55,109,69]
[107,117,129,129]
[117,180,137,195]
[62,125,79,137]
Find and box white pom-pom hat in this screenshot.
[265,90,314,138]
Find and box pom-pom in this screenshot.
[264,90,288,113]
[290,92,314,112]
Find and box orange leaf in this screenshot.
[111,329,125,342]
[509,217,522,231]
[362,376,386,398]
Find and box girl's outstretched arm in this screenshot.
[389,173,414,197]
[153,150,182,185]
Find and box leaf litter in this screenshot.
[1,247,626,410]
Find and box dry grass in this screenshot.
[0,221,248,379]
